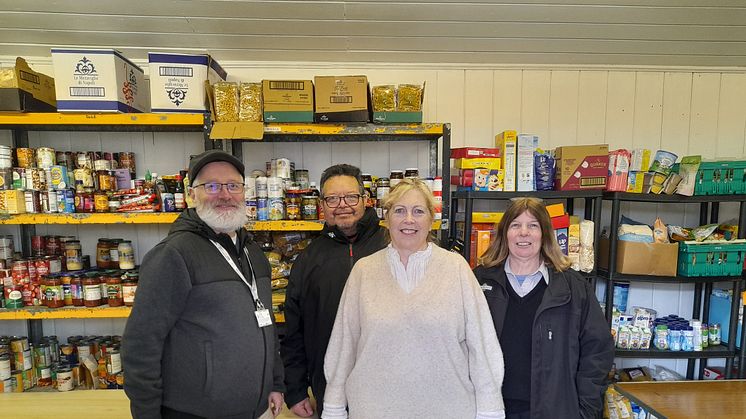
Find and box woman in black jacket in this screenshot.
[473,197,614,419]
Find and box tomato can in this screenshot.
[31,236,46,257]
[56,366,74,391]
[11,260,29,285]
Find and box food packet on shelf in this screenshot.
[271,278,289,289]
[397,83,423,112]
[239,82,263,122]
[271,262,291,281]
[631,306,656,329]
[668,225,693,242]
[213,81,239,122]
[640,328,652,350]
[534,149,555,191]
[371,85,396,112]
[579,219,595,272]
[653,217,668,243]
[692,223,719,242]
[617,326,631,349]
[674,155,701,196]
[265,251,282,266]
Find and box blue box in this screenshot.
[708,290,742,347]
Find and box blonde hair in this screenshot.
[480,197,571,271]
[382,178,436,242]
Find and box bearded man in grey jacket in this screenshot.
[122,150,285,419]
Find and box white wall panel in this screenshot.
[631,73,664,150]
[548,70,579,150]
[577,71,608,145]
[689,73,722,158]
[716,74,746,158]
[435,70,466,148]
[464,70,494,147]
[492,70,522,135]
[660,72,693,157]
[605,72,636,150]
[521,70,551,141]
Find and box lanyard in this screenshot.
[210,239,265,310]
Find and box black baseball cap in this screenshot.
[188,149,245,181]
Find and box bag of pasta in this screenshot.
[213,81,239,122]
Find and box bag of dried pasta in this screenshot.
[372,85,396,112]
[213,81,239,122]
[397,84,423,112]
[239,82,263,122]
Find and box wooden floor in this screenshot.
[1,389,318,419]
[615,380,746,419]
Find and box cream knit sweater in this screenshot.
[323,245,505,419]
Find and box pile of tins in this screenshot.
[0,335,123,393]
[244,160,443,222]
[1,234,138,309]
[0,145,137,214]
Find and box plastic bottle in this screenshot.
[682,326,694,351]
[669,326,682,351]
[692,320,703,351]
[174,175,185,211]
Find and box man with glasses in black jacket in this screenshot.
[282,164,387,418]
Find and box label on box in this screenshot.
[149,53,226,112]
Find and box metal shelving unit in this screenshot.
[601,191,746,379]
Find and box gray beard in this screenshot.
[196,199,248,234]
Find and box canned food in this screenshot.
[268,197,284,220]
[0,354,10,381]
[24,168,45,191]
[56,367,74,391]
[76,152,92,169]
[0,168,11,190]
[11,167,26,190]
[257,198,268,221]
[301,196,318,220]
[15,148,35,168]
[118,152,136,175]
[50,165,69,190]
[36,147,56,169]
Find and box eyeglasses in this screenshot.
[192,182,245,195]
[322,194,362,208]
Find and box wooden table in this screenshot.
[1,389,318,419]
[615,380,746,419]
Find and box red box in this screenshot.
[450,147,501,159]
[554,144,609,191]
[551,214,570,230]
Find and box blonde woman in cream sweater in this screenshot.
[322,178,505,419]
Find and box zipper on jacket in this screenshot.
[255,327,268,418]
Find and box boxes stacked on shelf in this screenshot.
[554,144,609,191]
[0,334,125,392]
[314,75,370,122]
[51,48,148,113]
[371,83,425,123]
[598,237,678,276]
[262,80,314,122]
[148,52,227,113]
[516,134,538,191]
[547,203,569,255]
[455,221,498,268]
[0,57,56,112]
[450,147,502,191]
[495,130,517,192]
[689,160,746,196]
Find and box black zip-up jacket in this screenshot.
[122,208,285,419]
[282,207,387,409]
[473,264,614,419]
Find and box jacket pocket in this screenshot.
[203,340,214,396]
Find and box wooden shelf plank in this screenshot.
[0,306,131,320]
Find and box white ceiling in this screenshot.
[2,0,746,67]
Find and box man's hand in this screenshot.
[269,392,284,417]
[290,398,314,417]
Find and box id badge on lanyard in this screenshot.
[211,239,272,328]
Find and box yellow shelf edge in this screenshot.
[263,122,444,136]
[0,213,180,225]
[245,220,325,231]
[0,113,205,126]
[0,306,131,320]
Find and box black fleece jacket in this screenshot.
[281,207,387,408]
[122,208,284,419]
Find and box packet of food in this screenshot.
[675,155,701,196]
[213,81,239,122]
[239,82,263,122]
[397,84,423,112]
[653,217,669,243]
[372,85,396,112]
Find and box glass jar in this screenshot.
[117,241,135,270]
[96,170,114,192]
[404,168,419,179]
[98,273,108,305]
[93,191,109,213]
[64,240,83,271]
[43,276,64,308]
[390,170,404,187]
[122,272,138,307]
[70,274,84,307]
[82,276,102,307]
[60,274,73,306]
[105,275,123,307]
[301,195,318,220]
[285,192,302,220]
[96,239,113,269]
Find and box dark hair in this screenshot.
[319,164,365,197]
[480,197,571,271]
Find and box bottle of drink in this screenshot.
[309,181,323,220]
[174,175,186,211]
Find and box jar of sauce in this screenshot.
[96,239,113,269]
[64,240,83,271]
[117,241,135,270]
[389,170,404,188]
[404,168,419,179]
[82,276,102,307]
[105,275,123,307]
[122,272,138,307]
[70,274,84,306]
[285,192,302,220]
[43,276,64,308]
[301,195,318,220]
[60,274,73,306]
[93,191,109,213]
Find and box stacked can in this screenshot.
[267,176,285,221]
[432,177,443,220]
[7,336,33,392]
[255,176,269,221]
[0,146,12,190]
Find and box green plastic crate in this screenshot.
[694,161,746,195]
[678,240,746,277]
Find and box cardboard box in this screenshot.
[262,80,314,122]
[314,75,369,122]
[455,222,497,268]
[517,134,538,191]
[552,214,570,255]
[148,52,226,113]
[554,144,609,191]
[472,212,504,224]
[372,111,421,123]
[51,48,148,113]
[450,147,501,159]
[459,168,503,191]
[454,158,501,170]
[496,130,517,191]
[0,57,56,112]
[598,237,678,276]
[545,203,565,218]
[0,190,26,214]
